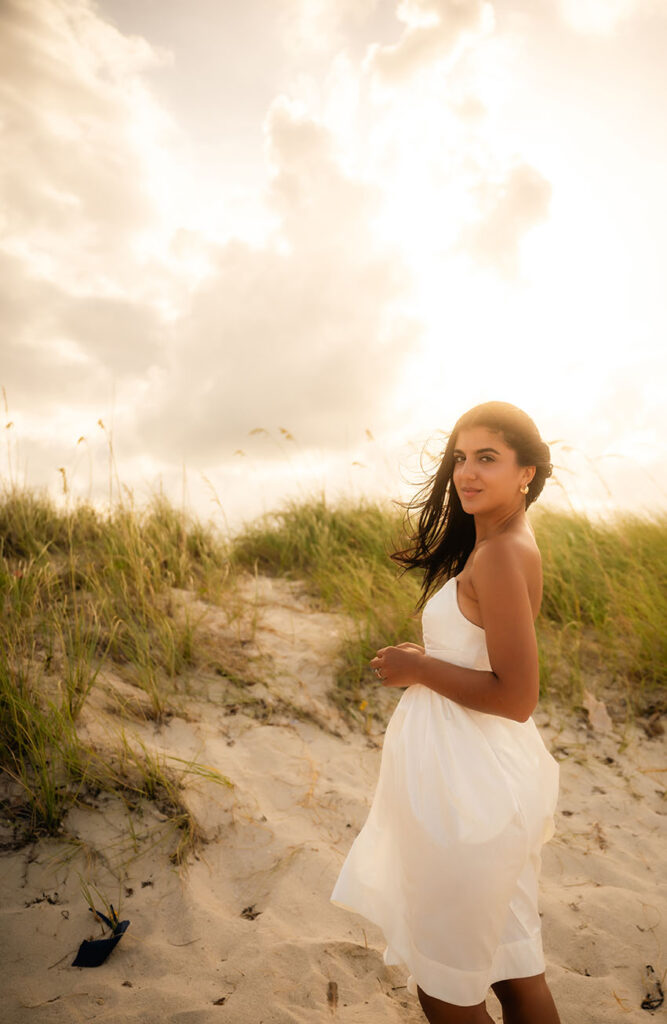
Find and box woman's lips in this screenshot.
[461,488,481,497]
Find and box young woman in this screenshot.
[330,402,561,1024]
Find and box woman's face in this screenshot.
[452,426,534,516]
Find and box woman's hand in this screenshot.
[370,644,424,688]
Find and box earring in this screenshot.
[520,485,529,494]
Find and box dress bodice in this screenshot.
[421,576,492,673]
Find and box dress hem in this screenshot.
[331,893,546,1006]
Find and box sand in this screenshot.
[1,576,665,1023]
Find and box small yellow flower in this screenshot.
[359,700,368,711]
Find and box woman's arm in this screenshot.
[371,540,540,723]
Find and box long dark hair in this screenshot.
[391,401,552,610]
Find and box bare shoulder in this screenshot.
[470,528,543,618]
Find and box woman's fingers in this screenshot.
[370,647,389,668]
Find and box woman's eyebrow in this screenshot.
[453,447,502,455]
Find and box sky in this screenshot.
[1,0,666,527]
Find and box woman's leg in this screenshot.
[491,973,561,1024]
[417,985,495,1024]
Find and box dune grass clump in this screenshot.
[1,675,85,835]
[533,509,667,712]
[1,490,230,716]
[0,486,233,859]
[231,497,667,722]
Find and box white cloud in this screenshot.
[457,162,552,277]
[134,96,418,463]
[279,0,381,54]
[0,0,175,288]
[367,0,494,82]
[0,248,166,413]
[0,0,187,436]
[558,0,663,35]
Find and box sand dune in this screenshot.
[1,576,665,1023]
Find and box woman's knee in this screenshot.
[491,972,547,1007]
[417,984,491,1023]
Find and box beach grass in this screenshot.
[0,486,233,859]
[1,484,665,856]
[532,508,667,715]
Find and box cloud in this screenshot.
[0,0,173,283]
[367,0,494,82]
[134,97,417,463]
[279,0,381,54]
[0,249,165,413]
[0,0,182,429]
[558,0,641,35]
[458,163,552,277]
[1,0,418,485]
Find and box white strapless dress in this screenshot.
[330,575,560,1007]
